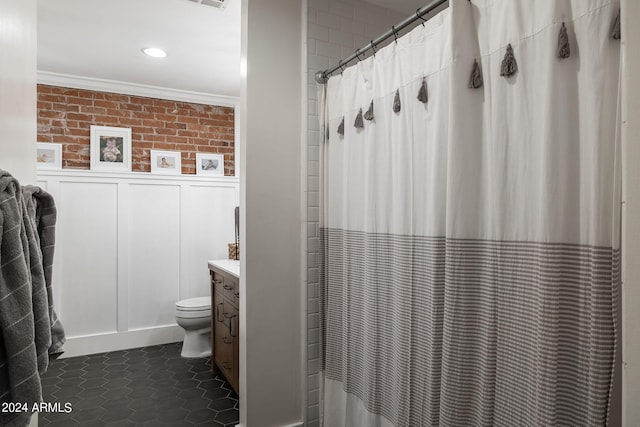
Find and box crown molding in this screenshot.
[37,71,240,107]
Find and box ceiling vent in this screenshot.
[187,0,228,8]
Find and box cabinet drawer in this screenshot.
[211,271,225,296]
[222,276,239,306]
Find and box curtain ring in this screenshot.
[355,49,364,62]
[416,8,427,26]
[370,40,377,56]
[392,25,399,43]
[338,59,346,74]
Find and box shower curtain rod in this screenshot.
[315,0,449,84]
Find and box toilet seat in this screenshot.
[176,296,211,310]
[176,297,211,319]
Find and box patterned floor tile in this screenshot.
[39,343,239,426]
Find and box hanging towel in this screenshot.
[0,171,47,427]
[22,186,65,359]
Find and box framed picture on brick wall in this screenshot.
[195,153,224,177]
[90,125,132,171]
[36,143,62,170]
[151,150,182,175]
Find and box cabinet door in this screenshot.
[212,271,225,296]
[215,301,234,380]
[230,304,239,393]
[210,274,218,374]
[223,276,238,307]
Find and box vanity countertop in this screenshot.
[208,259,240,278]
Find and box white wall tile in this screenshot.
[329,28,355,47]
[329,1,355,19]
[308,22,330,42]
[308,54,331,71]
[317,11,342,30]
[308,267,319,283]
[309,0,329,12]
[316,40,343,58]
[341,16,366,36]
[308,313,319,329]
[308,38,317,54]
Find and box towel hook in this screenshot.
[392,25,399,43]
[416,8,427,26]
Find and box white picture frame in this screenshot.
[151,150,182,175]
[90,125,132,171]
[36,143,62,170]
[195,153,224,176]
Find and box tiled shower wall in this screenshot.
[305,1,404,424]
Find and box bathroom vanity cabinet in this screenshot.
[209,260,240,394]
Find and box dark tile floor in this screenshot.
[39,342,239,426]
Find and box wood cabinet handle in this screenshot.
[222,361,232,370]
[216,303,225,322]
[229,316,237,337]
[223,284,233,290]
[213,279,223,284]
[234,292,240,298]
[222,336,232,344]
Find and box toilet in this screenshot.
[175,297,212,358]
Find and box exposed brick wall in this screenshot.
[37,85,235,175]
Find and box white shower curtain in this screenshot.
[319,1,621,426]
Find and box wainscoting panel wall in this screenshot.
[57,181,119,338]
[128,184,181,330]
[37,170,239,357]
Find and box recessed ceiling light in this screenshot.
[142,47,167,58]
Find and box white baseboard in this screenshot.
[59,325,184,358]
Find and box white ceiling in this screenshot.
[37,0,241,98]
[37,0,439,100]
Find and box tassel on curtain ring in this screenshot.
[393,89,401,113]
[337,117,345,136]
[354,109,364,129]
[557,22,570,58]
[610,8,621,40]
[468,58,483,89]
[500,44,518,77]
[364,100,374,121]
[417,78,428,103]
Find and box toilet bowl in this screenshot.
[175,297,212,358]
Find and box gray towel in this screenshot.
[0,171,64,427]
[22,186,65,359]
